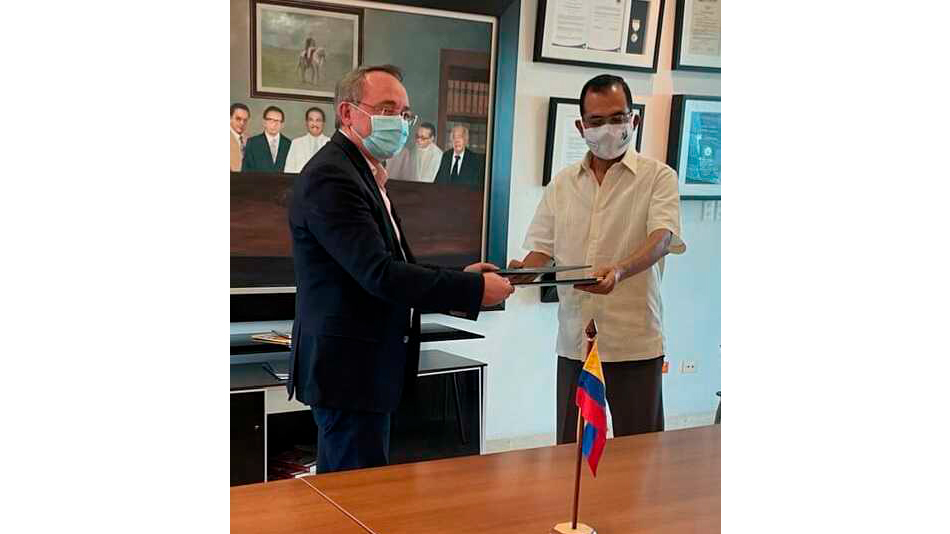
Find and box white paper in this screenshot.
[687,0,721,57]
[587,0,626,51]
[551,0,627,52]
[551,0,588,47]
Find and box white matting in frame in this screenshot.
[535,0,666,72]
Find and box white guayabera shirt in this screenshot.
[524,148,686,363]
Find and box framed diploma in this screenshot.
[672,0,721,72]
[533,0,666,73]
[542,97,645,186]
[667,95,720,199]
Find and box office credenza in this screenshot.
[230,323,487,486]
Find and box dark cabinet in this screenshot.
[230,391,265,486]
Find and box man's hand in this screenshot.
[464,262,500,274]
[505,259,540,284]
[575,266,620,295]
[482,272,515,306]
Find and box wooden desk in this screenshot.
[230,477,367,533]
[301,426,720,534]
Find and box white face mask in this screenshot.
[582,122,633,160]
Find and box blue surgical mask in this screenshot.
[350,104,409,160]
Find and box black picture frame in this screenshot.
[671,0,721,73]
[534,0,666,73]
[250,0,364,103]
[667,94,720,199]
[542,97,645,186]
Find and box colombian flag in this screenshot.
[576,340,607,476]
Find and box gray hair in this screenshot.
[451,124,470,140]
[335,64,404,113]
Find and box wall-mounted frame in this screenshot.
[542,97,645,186]
[250,0,363,102]
[533,0,665,73]
[232,0,518,321]
[667,95,720,199]
[671,0,720,72]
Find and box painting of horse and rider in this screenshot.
[252,0,362,101]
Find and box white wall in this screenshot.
[233,0,721,445]
[425,0,721,442]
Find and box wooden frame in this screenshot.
[232,0,514,318]
[542,97,645,186]
[671,0,721,72]
[667,94,720,199]
[250,0,363,102]
[533,0,666,73]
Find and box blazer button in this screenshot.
[403,336,409,343]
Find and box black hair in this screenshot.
[263,105,284,121]
[304,107,326,121]
[230,103,249,117]
[418,121,436,138]
[578,75,633,117]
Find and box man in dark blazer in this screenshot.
[242,105,291,172]
[288,65,514,473]
[434,125,485,189]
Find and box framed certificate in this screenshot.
[672,0,721,72]
[667,95,720,199]
[533,0,666,73]
[542,97,645,186]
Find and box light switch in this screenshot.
[702,201,715,221]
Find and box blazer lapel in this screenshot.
[333,132,406,261]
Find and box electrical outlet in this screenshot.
[680,360,697,374]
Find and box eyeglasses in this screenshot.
[354,101,417,125]
[583,111,633,128]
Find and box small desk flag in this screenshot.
[575,340,607,476]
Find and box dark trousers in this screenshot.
[311,406,391,473]
[556,355,664,444]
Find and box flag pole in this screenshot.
[571,402,583,529]
[553,320,597,534]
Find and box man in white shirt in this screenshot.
[284,106,331,173]
[383,122,442,183]
[510,74,686,442]
[412,122,442,183]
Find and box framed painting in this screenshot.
[542,97,645,186]
[671,0,721,72]
[534,0,666,73]
[250,0,363,102]
[667,95,720,199]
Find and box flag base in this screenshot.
[551,522,595,534]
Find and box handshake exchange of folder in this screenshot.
[465,261,603,307]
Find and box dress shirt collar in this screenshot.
[340,128,386,188]
[578,147,639,179]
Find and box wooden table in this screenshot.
[231,426,720,533]
[230,477,368,533]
